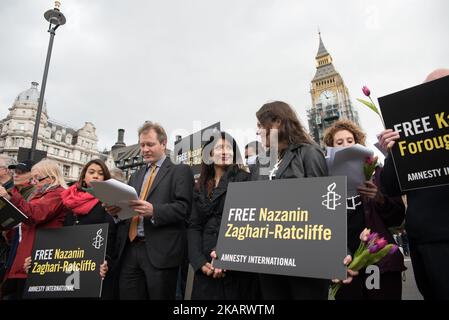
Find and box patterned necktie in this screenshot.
[129,163,157,241]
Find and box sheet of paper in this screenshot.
[90,179,138,220]
[326,144,374,196]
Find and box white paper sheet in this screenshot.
[326,144,374,196]
[90,179,138,220]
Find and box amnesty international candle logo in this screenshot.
[24,223,109,299]
[321,182,342,211]
[92,228,105,249]
[213,176,347,280]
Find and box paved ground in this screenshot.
[402,257,423,300]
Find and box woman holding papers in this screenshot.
[0,159,68,299]
[60,159,116,299]
[188,132,260,299]
[250,101,357,299]
[323,119,406,300]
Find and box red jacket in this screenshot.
[5,186,67,279]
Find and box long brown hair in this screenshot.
[256,101,314,147]
[196,132,244,195]
[78,159,111,189]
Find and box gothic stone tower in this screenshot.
[307,33,360,146]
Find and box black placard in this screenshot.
[379,75,449,191]
[213,176,347,280]
[24,223,108,299]
[173,122,220,178]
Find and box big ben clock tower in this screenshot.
[307,33,360,146]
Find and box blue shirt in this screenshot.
[137,155,166,237]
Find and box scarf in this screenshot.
[29,183,53,200]
[61,183,99,215]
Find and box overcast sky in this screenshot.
[1,0,448,155]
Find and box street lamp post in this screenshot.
[29,1,66,161]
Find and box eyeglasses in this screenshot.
[31,176,49,183]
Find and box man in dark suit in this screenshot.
[106,121,194,299]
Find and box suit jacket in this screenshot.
[115,157,194,269]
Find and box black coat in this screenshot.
[188,167,250,272]
[251,143,328,180]
[381,154,449,244]
[115,157,194,269]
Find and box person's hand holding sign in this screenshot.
[210,251,226,279]
[332,255,359,285]
[24,256,32,274]
[100,260,108,279]
[201,262,214,277]
[377,129,400,153]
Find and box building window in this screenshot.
[63,165,70,177]
[54,148,60,156]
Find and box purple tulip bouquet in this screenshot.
[329,228,399,299]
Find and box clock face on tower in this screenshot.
[319,90,336,106]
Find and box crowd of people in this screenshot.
[0,68,448,300]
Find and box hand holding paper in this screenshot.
[90,179,139,220]
[129,200,153,217]
[326,144,374,196]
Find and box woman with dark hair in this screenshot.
[60,159,117,299]
[323,119,405,300]
[188,132,259,299]
[251,101,356,300]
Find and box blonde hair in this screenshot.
[138,121,167,144]
[32,159,67,189]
